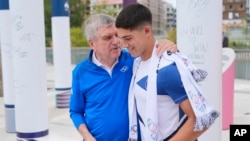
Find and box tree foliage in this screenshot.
[166,28,177,43]
[43,0,119,47]
[92,1,120,17]
[69,0,87,27]
[44,0,88,47]
[44,0,52,47]
[70,27,88,47]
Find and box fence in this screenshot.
[234,49,250,80]
[46,48,250,80]
[46,47,91,65]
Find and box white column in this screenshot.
[9,0,48,140]
[177,0,222,140]
[0,0,15,133]
[51,0,72,108]
[51,0,71,90]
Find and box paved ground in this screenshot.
[1,64,250,141]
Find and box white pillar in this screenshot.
[9,0,48,140]
[51,0,72,108]
[51,0,71,90]
[177,0,222,140]
[0,0,15,133]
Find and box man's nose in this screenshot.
[112,36,120,44]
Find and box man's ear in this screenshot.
[88,40,94,47]
[144,25,151,35]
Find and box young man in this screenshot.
[116,4,219,141]
[69,14,178,141]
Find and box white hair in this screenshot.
[84,14,115,41]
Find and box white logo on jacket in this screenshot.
[120,66,128,72]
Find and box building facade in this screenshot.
[164,2,176,30]
[223,0,250,30]
[223,0,246,20]
[246,0,250,27]
[90,0,167,37]
[138,0,166,36]
[90,0,123,17]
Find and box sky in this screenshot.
[164,0,176,8]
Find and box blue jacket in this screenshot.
[69,50,134,141]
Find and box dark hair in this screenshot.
[115,3,152,30]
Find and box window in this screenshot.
[228,12,233,19]
[234,12,239,19]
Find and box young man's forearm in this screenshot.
[168,99,207,141]
[169,116,207,141]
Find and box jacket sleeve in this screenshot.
[69,68,86,129]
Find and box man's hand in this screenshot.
[84,135,96,141]
[156,39,178,57]
[78,124,96,141]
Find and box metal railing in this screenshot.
[234,49,250,80]
[235,49,250,60]
[46,47,91,65]
[46,48,250,80]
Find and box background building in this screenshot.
[223,0,250,30]
[164,1,176,30]
[223,0,246,20]
[246,0,250,27]
[222,0,250,47]
[138,0,166,36]
[90,0,123,17]
[90,0,168,37]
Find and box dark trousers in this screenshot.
[164,138,198,141]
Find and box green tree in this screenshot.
[92,1,120,17]
[242,26,250,41]
[44,0,52,47]
[166,28,177,43]
[44,0,88,47]
[70,27,88,47]
[69,0,87,27]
